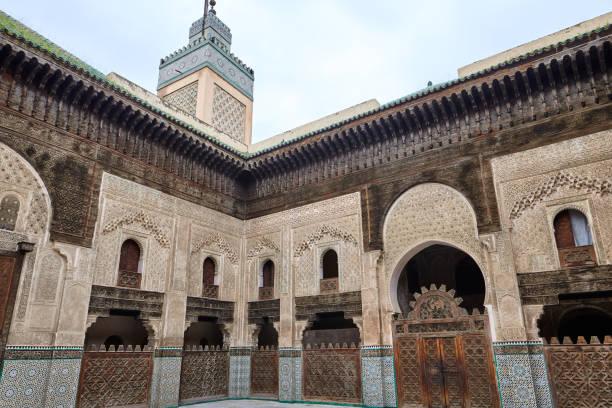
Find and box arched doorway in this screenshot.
[393,244,499,408]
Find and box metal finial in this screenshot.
[210,0,217,14]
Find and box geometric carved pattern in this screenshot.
[302,345,361,403]
[162,81,198,116]
[179,349,229,402]
[250,349,278,397]
[395,336,422,407]
[509,171,612,219]
[0,194,19,231]
[247,237,280,259]
[211,85,246,142]
[294,225,358,257]
[463,334,497,408]
[544,338,612,408]
[77,351,153,408]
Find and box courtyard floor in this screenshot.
[190,400,346,408]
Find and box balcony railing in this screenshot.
[117,270,141,289]
[320,277,338,294]
[202,284,219,299]
[259,286,274,300]
[558,245,597,268]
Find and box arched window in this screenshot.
[0,194,20,231]
[203,257,216,286]
[117,239,142,289]
[258,260,275,300]
[553,209,595,267]
[322,249,339,279]
[261,260,274,288]
[554,209,592,248]
[202,257,218,298]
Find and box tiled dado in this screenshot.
[150,347,182,408]
[279,347,302,402]
[361,346,396,408]
[493,341,553,408]
[0,346,82,408]
[229,347,251,398]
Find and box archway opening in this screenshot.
[302,312,360,348]
[397,244,485,315]
[322,250,338,279]
[256,317,278,348]
[558,307,612,343]
[184,316,224,348]
[84,311,149,349]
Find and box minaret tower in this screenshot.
[157,0,254,144]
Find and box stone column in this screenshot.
[149,217,190,407]
[360,251,397,407]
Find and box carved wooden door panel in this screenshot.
[0,255,16,359]
[421,337,464,408]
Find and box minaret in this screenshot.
[157,0,254,144]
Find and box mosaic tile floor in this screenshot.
[191,400,343,408]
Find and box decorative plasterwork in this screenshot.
[247,237,280,259]
[294,225,357,257]
[102,211,170,248]
[191,233,239,265]
[509,172,612,219]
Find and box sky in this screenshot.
[2,1,610,142]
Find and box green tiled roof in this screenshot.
[0,9,609,158]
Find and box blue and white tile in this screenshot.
[44,358,80,408]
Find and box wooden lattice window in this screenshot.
[553,209,596,267]
[0,194,20,231]
[117,240,142,289]
[322,249,338,279]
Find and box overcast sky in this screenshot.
[3,1,610,142]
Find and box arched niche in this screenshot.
[302,312,361,348]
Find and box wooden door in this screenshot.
[421,337,464,408]
[0,255,17,359]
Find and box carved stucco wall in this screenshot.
[93,173,242,298]
[0,142,73,345]
[492,129,612,273]
[245,192,363,299]
[492,129,612,339]
[380,183,511,342]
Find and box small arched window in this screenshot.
[0,194,20,231]
[262,260,274,288]
[554,210,593,248]
[554,209,595,267]
[117,239,142,289]
[203,257,217,286]
[322,249,339,279]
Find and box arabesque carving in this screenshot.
[294,225,357,257]
[510,171,612,219]
[102,211,170,248]
[191,233,239,265]
[247,237,280,259]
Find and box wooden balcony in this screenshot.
[202,284,219,299]
[558,245,597,268]
[320,277,338,294]
[117,270,141,289]
[259,286,274,300]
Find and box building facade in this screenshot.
[0,6,611,408]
